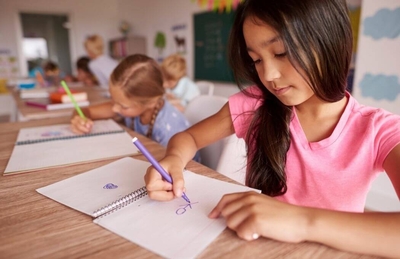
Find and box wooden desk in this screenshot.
[0,118,380,258]
[9,86,110,121]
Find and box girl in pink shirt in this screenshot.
[144,0,400,257]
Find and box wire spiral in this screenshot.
[93,186,147,218]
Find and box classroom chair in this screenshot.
[184,95,228,170]
[195,81,214,96]
[215,135,247,184]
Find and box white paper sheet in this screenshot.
[16,119,123,143]
[4,120,139,174]
[37,157,258,259]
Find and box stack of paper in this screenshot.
[25,99,90,110]
[20,88,50,99]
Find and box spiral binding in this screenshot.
[93,186,148,218]
[16,130,125,145]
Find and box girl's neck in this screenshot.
[295,94,347,142]
[295,94,347,120]
[295,95,348,142]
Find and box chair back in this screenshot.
[184,95,228,169]
[216,135,247,184]
[195,81,214,96]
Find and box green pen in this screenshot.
[60,80,86,120]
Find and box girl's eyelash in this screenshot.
[251,52,287,65]
[251,59,261,65]
[275,52,287,58]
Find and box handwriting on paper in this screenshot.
[103,183,118,189]
[176,202,199,215]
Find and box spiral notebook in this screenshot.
[36,157,257,259]
[4,119,139,175]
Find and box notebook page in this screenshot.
[16,119,123,143]
[36,158,148,216]
[94,167,257,259]
[4,132,139,174]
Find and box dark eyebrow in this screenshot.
[247,36,280,52]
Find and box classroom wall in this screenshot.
[115,0,239,92]
[0,0,239,91]
[0,0,120,77]
[0,0,367,92]
[353,0,400,211]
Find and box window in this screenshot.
[22,38,48,60]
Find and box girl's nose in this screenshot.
[263,60,282,82]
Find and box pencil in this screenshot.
[60,80,86,119]
[132,137,191,203]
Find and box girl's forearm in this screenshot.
[306,208,400,258]
[166,131,199,166]
[88,101,115,119]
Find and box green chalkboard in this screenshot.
[194,11,236,83]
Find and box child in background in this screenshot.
[70,54,197,152]
[161,54,200,112]
[76,56,98,87]
[144,0,400,258]
[84,34,118,89]
[29,60,64,86]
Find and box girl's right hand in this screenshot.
[70,115,93,134]
[144,155,186,201]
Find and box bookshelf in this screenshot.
[109,36,146,60]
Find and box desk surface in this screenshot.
[10,86,110,121]
[0,118,381,258]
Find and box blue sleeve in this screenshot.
[151,103,190,147]
[28,67,44,78]
[172,77,200,106]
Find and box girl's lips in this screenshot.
[274,86,291,96]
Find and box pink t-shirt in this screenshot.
[229,86,400,212]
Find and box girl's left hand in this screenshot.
[208,191,310,243]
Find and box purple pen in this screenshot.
[132,137,191,203]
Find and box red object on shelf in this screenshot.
[50,91,88,103]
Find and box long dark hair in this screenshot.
[228,0,352,195]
